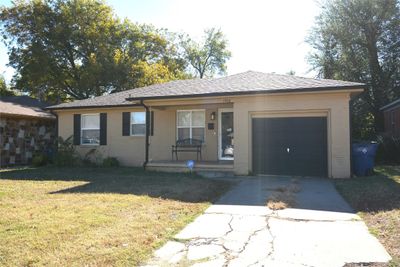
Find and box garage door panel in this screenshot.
[252,117,327,177]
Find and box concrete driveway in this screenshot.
[145,176,391,267]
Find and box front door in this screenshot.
[218,108,234,160]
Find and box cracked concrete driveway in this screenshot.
[145,176,391,267]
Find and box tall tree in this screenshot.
[0,75,15,96]
[180,28,231,78]
[0,0,188,102]
[307,0,400,138]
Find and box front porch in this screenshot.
[146,160,234,174]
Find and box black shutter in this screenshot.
[150,111,154,136]
[100,113,107,145]
[122,112,130,136]
[73,114,81,145]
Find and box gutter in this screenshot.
[380,98,400,111]
[45,103,144,111]
[139,99,150,169]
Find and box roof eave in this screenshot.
[380,98,400,111]
[125,85,365,102]
[46,103,144,111]
[0,112,56,119]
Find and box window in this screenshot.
[81,114,100,145]
[177,110,205,141]
[131,112,146,136]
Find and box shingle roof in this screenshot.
[48,71,364,110]
[0,96,55,119]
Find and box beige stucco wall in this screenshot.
[149,104,232,161]
[56,103,232,166]
[231,92,352,178]
[57,107,147,166]
[56,89,358,178]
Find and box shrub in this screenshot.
[54,136,78,166]
[102,157,120,167]
[83,149,103,166]
[375,135,400,164]
[32,153,48,167]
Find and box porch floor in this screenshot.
[146,160,233,173]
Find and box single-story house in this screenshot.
[0,96,56,166]
[381,98,400,137]
[48,71,364,178]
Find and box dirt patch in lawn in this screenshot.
[335,166,400,267]
[0,166,232,266]
[266,179,301,210]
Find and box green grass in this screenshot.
[335,166,400,266]
[0,166,232,266]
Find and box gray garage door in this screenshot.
[252,117,328,177]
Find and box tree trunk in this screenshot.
[364,27,387,133]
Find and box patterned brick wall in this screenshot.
[0,117,56,166]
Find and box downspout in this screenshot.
[140,100,150,169]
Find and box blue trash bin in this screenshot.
[352,142,379,176]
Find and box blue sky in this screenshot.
[0,0,320,83]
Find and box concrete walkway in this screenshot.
[145,176,391,267]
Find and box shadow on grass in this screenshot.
[0,166,232,203]
[334,166,400,212]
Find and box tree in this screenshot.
[0,0,188,102]
[0,75,15,96]
[286,70,296,76]
[180,28,231,78]
[307,0,400,138]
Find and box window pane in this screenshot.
[131,124,146,135]
[81,129,100,144]
[192,111,205,127]
[177,111,191,126]
[192,128,205,141]
[178,128,190,140]
[131,112,145,124]
[82,114,99,129]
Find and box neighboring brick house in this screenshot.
[381,98,400,137]
[0,96,56,166]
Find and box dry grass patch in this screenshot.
[266,180,301,210]
[335,166,400,267]
[0,166,231,266]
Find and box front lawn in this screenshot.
[0,167,231,266]
[335,166,400,266]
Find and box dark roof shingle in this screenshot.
[1,96,55,119]
[48,71,364,109]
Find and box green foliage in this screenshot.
[0,75,15,96]
[375,135,400,164]
[54,136,77,166]
[0,0,188,102]
[307,0,400,137]
[82,148,102,166]
[32,153,48,167]
[102,157,120,167]
[180,28,231,78]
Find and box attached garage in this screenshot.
[252,117,328,177]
